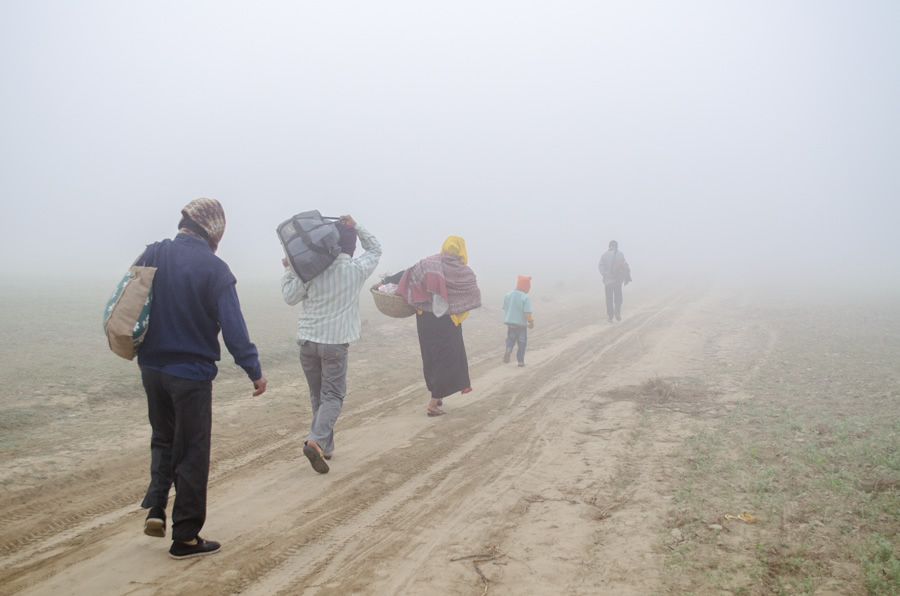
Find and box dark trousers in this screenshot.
[505,326,528,363]
[605,283,623,319]
[140,368,212,543]
[416,312,470,399]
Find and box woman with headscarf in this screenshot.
[396,236,481,416]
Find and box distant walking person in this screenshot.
[598,240,632,322]
[137,198,267,560]
[503,275,534,367]
[281,215,381,474]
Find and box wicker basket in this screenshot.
[370,284,416,318]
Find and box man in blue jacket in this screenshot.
[137,198,267,559]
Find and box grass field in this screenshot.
[661,297,900,595]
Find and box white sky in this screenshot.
[1,1,898,290]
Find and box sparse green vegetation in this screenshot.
[662,302,900,594]
[862,535,900,595]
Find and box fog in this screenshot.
[2,2,898,295]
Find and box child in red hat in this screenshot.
[502,276,534,367]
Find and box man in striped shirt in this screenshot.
[281,215,382,473]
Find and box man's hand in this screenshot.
[339,214,357,226]
[253,376,268,396]
[282,257,289,268]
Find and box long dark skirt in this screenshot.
[416,311,470,400]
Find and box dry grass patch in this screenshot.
[604,376,723,417]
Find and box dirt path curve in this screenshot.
[0,285,776,595]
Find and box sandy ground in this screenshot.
[0,281,863,595]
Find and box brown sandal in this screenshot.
[303,444,330,474]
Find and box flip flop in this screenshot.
[427,409,446,417]
[323,453,333,461]
[303,444,330,474]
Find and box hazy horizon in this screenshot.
[2,2,898,295]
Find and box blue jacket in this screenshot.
[137,233,262,382]
[503,289,532,327]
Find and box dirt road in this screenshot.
[0,285,774,595]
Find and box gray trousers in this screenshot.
[299,341,349,455]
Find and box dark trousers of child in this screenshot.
[506,326,528,363]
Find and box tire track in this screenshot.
[220,288,698,594]
[2,287,697,595]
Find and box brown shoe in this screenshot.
[303,444,330,474]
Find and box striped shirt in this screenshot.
[281,224,382,344]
